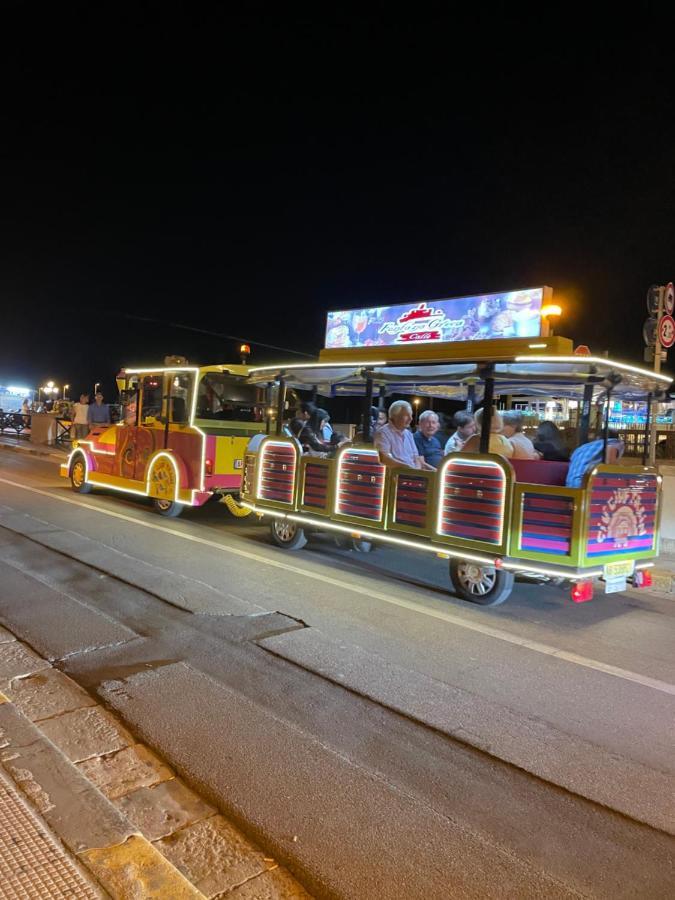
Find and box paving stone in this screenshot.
[223,866,313,899]
[115,777,215,841]
[77,744,173,800]
[155,814,267,897]
[4,669,95,722]
[40,705,133,762]
[81,834,202,899]
[0,641,50,680]
[0,624,15,643]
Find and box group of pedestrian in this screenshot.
[71,392,110,440]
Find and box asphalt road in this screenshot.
[0,449,673,898]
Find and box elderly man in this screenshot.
[501,410,539,459]
[413,410,443,468]
[375,400,433,470]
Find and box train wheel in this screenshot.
[270,519,307,550]
[153,498,183,517]
[448,559,514,607]
[70,454,92,493]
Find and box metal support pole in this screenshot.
[480,374,494,454]
[378,385,386,409]
[642,392,652,465]
[578,381,594,445]
[466,382,476,413]
[649,287,665,464]
[275,375,286,436]
[602,386,613,461]
[362,372,374,443]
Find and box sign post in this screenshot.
[648,286,672,464]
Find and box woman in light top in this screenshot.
[460,408,514,458]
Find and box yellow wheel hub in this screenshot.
[149,457,176,500]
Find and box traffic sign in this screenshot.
[665,282,674,316]
[658,314,675,349]
[647,284,661,315]
[643,318,657,346]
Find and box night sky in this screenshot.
[2,7,675,398]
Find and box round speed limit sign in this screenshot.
[665,282,674,316]
[659,314,675,349]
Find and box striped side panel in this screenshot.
[259,442,297,504]
[586,473,658,557]
[303,462,329,510]
[337,450,385,520]
[439,460,505,544]
[395,474,428,528]
[521,494,573,556]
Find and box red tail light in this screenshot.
[571,581,594,603]
[633,569,652,588]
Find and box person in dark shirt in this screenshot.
[413,410,443,468]
[533,420,569,461]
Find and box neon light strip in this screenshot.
[514,355,673,383]
[69,447,192,505]
[124,367,201,375]
[436,457,506,543]
[334,448,384,517]
[249,361,387,372]
[240,501,500,563]
[77,440,115,456]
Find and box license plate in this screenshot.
[605,575,627,594]
[604,560,635,579]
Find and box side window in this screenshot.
[139,375,163,424]
[169,373,192,424]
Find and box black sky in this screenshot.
[2,5,675,396]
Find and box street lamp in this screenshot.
[541,304,563,337]
[63,384,70,400]
[413,397,421,424]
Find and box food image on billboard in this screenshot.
[324,288,545,349]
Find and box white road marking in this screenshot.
[1,475,674,697]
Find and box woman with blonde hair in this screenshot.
[460,407,514,458]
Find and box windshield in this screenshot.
[196,373,265,422]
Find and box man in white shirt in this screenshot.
[71,393,90,441]
[501,411,539,459]
[375,400,433,469]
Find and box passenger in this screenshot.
[413,410,443,468]
[565,430,624,488]
[375,400,433,470]
[533,420,569,461]
[501,411,539,459]
[444,410,477,454]
[296,408,348,457]
[460,408,514,458]
[376,408,388,429]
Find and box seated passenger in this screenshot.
[295,409,347,457]
[413,410,443,468]
[444,410,477,454]
[461,408,514,458]
[533,421,569,461]
[501,411,539,459]
[565,430,625,488]
[375,400,432,470]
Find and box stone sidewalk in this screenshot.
[0,624,311,899]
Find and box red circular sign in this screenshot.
[659,314,675,349]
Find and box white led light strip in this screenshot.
[436,457,506,543]
[514,355,673,384]
[334,448,385,517]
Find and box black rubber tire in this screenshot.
[69,454,92,493]
[448,558,514,606]
[270,518,307,550]
[153,498,183,517]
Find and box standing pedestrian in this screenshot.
[71,394,90,440]
[88,392,111,427]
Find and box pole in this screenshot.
[466,381,476,413]
[275,375,286,436]
[480,370,494,454]
[642,392,652,465]
[602,386,612,461]
[649,287,664,464]
[362,372,374,443]
[578,382,594,444]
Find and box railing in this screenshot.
[0,412,31,437]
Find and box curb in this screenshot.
[0,631,310,899]
[0,439,66,461]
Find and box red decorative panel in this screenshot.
[258,441,297,504]
[336,449,385,520]
[303,462,329,509]
[438,459,506,544]
[586,472,658,557]
[520,494,573,555]
[394,473,429,528]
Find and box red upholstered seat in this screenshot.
[510,458,569,486]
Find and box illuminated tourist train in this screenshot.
[61,355,269,517]
[240,287,669,606]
